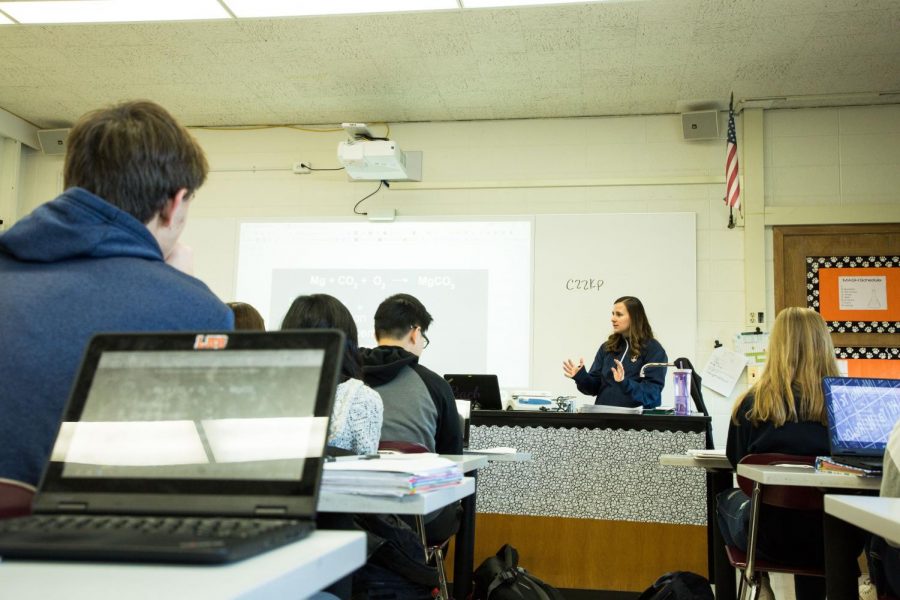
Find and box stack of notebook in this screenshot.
[322,454,462,497]
[815,456,882,477]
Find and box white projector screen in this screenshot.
[235,220,533,387]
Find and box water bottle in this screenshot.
[672,369,691,416]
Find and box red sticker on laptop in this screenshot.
[193,334,229,350]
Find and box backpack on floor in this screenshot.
[637,571,714,600]
[350,513,439,600]
[472,544,564,600]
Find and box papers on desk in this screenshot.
[578,404,642,415]
[465,446,516,455]
[322,454,463,497]
[686,448,727,459]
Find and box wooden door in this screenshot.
[773,224,900,377]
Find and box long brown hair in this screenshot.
[732,307,838,427]
[602,296,655,359]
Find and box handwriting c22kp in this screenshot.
[565,278,604,292]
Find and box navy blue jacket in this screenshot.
[572,338,667,408]
[0,188,233,485]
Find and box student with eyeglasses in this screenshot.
[359,293,463,545]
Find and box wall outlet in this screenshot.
[292,162,311,174]
[748,312,756,324]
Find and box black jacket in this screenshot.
[360,346,462,454]
[726,391,830,468]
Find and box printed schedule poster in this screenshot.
[839,276,888,311]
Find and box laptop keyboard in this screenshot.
[0,514,309,540]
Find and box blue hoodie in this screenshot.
[0,187,233,485]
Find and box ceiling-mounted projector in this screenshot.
[337,123,422,182]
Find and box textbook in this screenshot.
[815,456,882,477]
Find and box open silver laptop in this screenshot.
[0,330,343,563]
[823,375,900,470]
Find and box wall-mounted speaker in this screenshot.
[681,110,719,140]
[37,128,70,155]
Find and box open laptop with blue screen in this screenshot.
[823,376,900,470]
[0,330,343,564]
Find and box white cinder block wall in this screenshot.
[11,104,900,448]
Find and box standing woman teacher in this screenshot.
[563,295,667,408]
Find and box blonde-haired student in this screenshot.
[717,307,864,600]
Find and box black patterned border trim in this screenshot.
[834,346,900,360]
[806,255,900,333]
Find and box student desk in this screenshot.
[0,529,366,600]
[319,454,487,600]
[468,411,711,593]
[825,495,900,545]
[737,464,882,600]
[824,495,898,599]
[658,453,735,600]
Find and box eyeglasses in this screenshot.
[411,325,430,349]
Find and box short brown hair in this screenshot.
[227,302,265,331]
[64,100,208,224]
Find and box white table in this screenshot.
[736,464,881,490]
[826,495,900,545]
[737,463,882,600]
[318,453,485,600]
[441,454,489,472]
[318,477,475,514]
[659,452,735,599]
[659,453,732,471]
[0,529,366,600]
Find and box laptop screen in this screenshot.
[38,331,343,511]
[54,349,327,481]
[443,374,503,410]
[823,376,900,457]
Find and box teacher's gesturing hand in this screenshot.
[562,358,584,378]
[611,358,625,382]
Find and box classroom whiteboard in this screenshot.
[532,213,696,405]
[184,212,696,403]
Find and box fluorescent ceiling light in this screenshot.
[223,0,459,18]
[462,0,597,6]
[0,0,231,24]
[0,11,12,24]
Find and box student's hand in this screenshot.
[165,242,195,275]
[611,359,625,382]
[563,358,584,378]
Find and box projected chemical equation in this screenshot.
[308,274,458,291]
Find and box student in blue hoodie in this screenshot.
[562,295,667,408]
[0,101,233,487]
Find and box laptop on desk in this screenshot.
[0,330,344,564]
[443,374,503,411]
[823,376,900,471]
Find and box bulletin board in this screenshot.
[834,347,900,379]
[774,224,900,381]
[806,255,900,333]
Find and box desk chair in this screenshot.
[725,454,825,600]
[378,440,453,600]
[0,478,35,519]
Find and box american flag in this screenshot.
[725,93,741,210]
